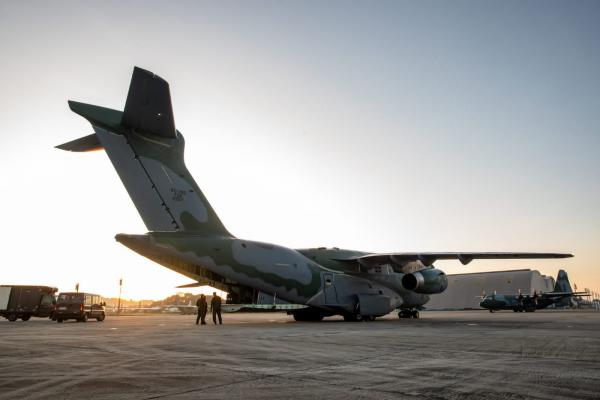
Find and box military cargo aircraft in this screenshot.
[479,291,590,312]
[479,269,589,312]
[57,67,573,322]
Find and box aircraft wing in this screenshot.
[176,282,206,288]
[336,252,573,271]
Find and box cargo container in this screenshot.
[0,285,57,321]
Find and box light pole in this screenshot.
[117,278,123,313]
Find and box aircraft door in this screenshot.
[323,272,338,305]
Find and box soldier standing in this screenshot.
[210,292,222,325]
[196,294,208,325]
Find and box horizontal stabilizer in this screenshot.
[545,291,591,297]
[55,134,103,152]
[122,66,177,139]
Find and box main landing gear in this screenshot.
[343,314,376,322]
[398,309,419,319]
[342,303,376,322]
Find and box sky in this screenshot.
[0,0,598,300]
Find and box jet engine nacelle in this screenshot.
[401,268,448,294]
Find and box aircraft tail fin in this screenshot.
[122,66,177,139]
[57,67,231,237]
[553,269,575,307]
[554,270,573,293]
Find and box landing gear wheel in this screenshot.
[489,309,495,313]
[398,310,417,319]
[367,316,376,322]
[343,313,365,322]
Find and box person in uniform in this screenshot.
[196,294,208,325]
[210,292,222,325]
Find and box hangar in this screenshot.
[425,269,556,310]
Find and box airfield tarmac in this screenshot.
[1,311,599,400]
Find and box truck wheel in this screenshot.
[96,313,105,322]
[21,315,31,321]
[8,314,17,322]
[79,314,88,322]
[57,318,63,323]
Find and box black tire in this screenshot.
[21,315,31,321]
[412,310,420,319]
[343,313,363,322]
[96,313,105,322]
[8,314,17,322]
[57,318,63,323]
[79,314,88,322]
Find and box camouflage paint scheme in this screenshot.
[58,67,573,321]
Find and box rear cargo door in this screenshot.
[0,287,11,310]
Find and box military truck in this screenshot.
[0,285,58,321]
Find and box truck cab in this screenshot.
[54,292,106,323]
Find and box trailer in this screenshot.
[0,285,58,321]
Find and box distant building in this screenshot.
[425,269,555,310]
